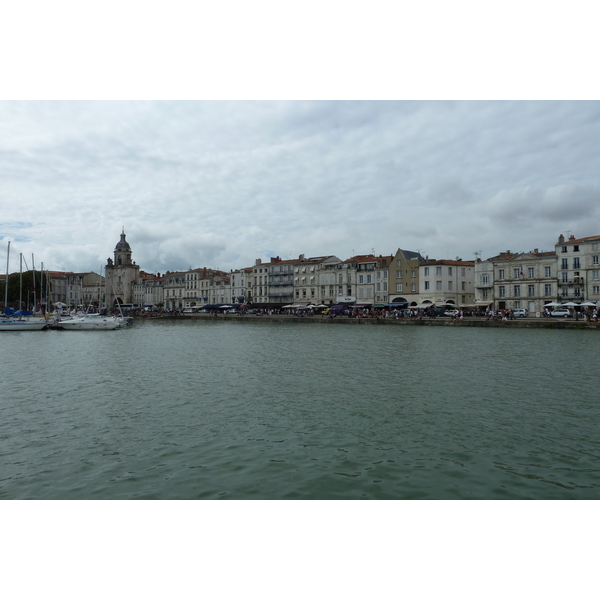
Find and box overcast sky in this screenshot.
[2,100,599,275]
[1,4,599,277]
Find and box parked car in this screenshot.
[513,308,529,317]
[444,309,459,317]
[551,308,572,317]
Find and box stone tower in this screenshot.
[105,228,140,307]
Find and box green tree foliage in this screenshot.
[0,271,49,309]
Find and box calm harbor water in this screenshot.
[1,319,599,499]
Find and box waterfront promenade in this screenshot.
[179,312,600,330]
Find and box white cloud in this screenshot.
[1,101,599,273]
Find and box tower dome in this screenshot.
[115,229,131,251]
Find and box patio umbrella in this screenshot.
[580,301,597,306]
[561,302,580,307]
[543,302,561,307]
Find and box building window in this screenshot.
[436,281,442,291]
[573,257,580,269]
[397,260,402,267]
[593,270,599,280]
[561,246,567,253]
[562,272,569,283]
[498,269,504,280]
[411,284,416,292]
[593,286,600,294]
[528,285,535,296]
[424,281,430,290]
[424,267,429,276]
[545,266,551,277]
[396,271,402,279]
[593,256,599,265]
[359,275,364,284]
[376,283,380,291]
[396,283,403,292]
[448,281,453,290]
[561,258,568,269]
[366,275,372,283]
[528,267,535,278]
[448,267,453,276]
[481,274,489,285]
[461,268,466,276]
[383,282,387,291]
[436,267,442,276]
[461,282,466,290]
[545,284,552,296]
[514,268,520,279]
[514,285,521,297]
[573,245,579,252]
[499,286,505,298]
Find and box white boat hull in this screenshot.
[59,317,121,330]
[0,320,47,331]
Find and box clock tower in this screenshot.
[105,228,140,307]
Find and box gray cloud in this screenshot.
[1,101,599,273]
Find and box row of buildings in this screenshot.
[35,231,600,314]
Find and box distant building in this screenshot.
[555,233,600,304]
[475,249,556,314]
[388,249,425,306]
[105,229,140,307]
[419,259,475,307]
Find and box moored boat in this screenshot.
[58,315,122,330]
[0,319,47,331]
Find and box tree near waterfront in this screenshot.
[1,271,48,311]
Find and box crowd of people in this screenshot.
[129,305,599,322]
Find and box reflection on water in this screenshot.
[1,320,599,499]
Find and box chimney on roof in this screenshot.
[203,267,207,277]
[533,248,538,254]
[569,235,575,240]
[299,254,305,261]
[255,258,262,265]
[558,234,565,243]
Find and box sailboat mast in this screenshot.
[19,253,23,311]
[31,253,37,312]
[4,241,9,311]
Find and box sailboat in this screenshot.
[1,242,47,331]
